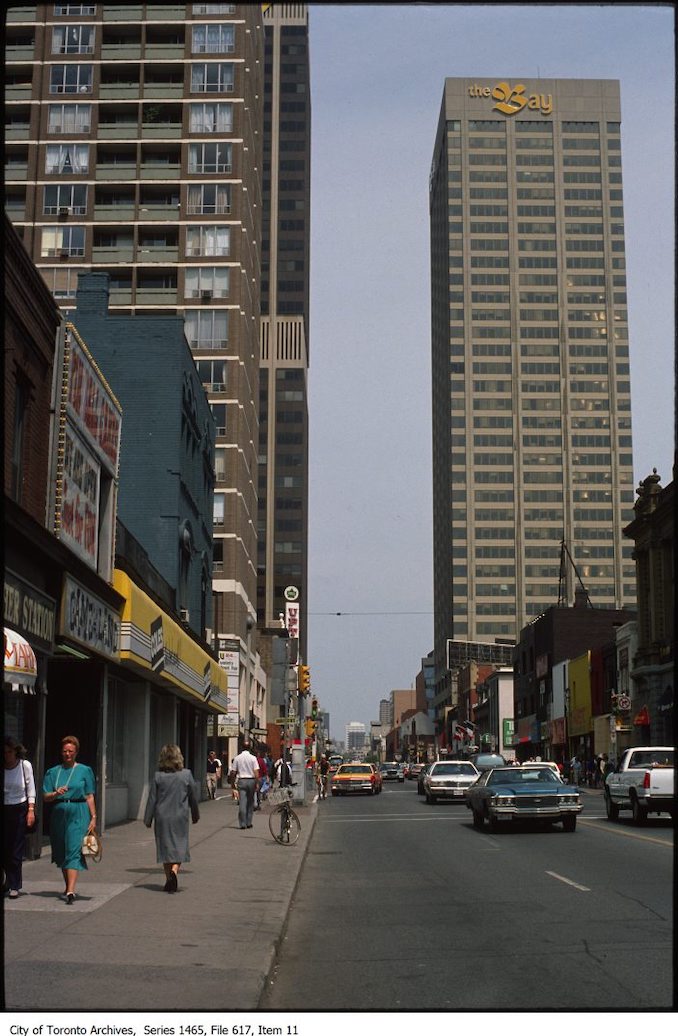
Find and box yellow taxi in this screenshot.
[331,762,382,796]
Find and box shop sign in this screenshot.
[113,569,228,707]
[550,717,566,745]
[60,576,120,660]
[502,717,515,746]
[4,570,56,654]
[285,600,300,641]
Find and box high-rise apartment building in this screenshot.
[429,78,636,693]
[258,4,310,660]
[5,4,266,726]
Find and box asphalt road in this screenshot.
[259,780,674,1011]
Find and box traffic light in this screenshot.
[298,665,311,695]
[311,697,318,720]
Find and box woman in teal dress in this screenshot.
[43,736,97,904]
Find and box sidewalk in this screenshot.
[4,790,318,1012]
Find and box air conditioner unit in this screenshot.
[201,289,213,300]
[59,248,70,257]
[59,206,70,216]
[179,608,190,624]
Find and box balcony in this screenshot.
[145,6,186,19]
[137,246,179,263]
[143,82,184,99]
[135,288,178,305]
[5,164,28,181]
[94,204,136,220]
[6,45,35,61]
[140,122,182,139]
[95,164,137,181]
[103,6,143,20]
[99,83,141,100]
[144,44,185,60]
[6,85,32,102]
[100,44,143,61]
[140,163,181,180]
[109,288,133,305]
[138,204,179,220]
[6,8,36,22]
[5,126,31,141]
[91,246,135,263]
[98,123,139,139]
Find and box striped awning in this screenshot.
[4,627,37,693]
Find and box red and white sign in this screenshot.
[285,601,300,641]
[67,331,121,473]
[60,424,100,568]
[4,628,37,690]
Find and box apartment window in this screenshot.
[185,267,230,299]
[44,266,79,299]
[54,4,96,13]
[49,65,93,94]
[185,225,230,256]
[187,183,231,214]
[184,309,229,348]
[197,359,227,392]
[45,144,89,174]
[213,494,225,525]
[48,103,91,134]
[190,63,234,93]
[192,24,235,53]
[41,225,85,257]
[43,183,87,214]
[188,142,232,174]
[52,25,95,53]
[189,102,233,133]
[192,4,236,13]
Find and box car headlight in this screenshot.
[493,794,515,806]
[558,795,579,805]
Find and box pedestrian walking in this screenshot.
[144,744,200,893]
[228,739,260,830]
[594,755,604,788]
[255,747,269,810]
[571,756,582,786]
[4,738,37,898]
[274,754,293,787]
[205,750,221,799]
[42,735,97,905]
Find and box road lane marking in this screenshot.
[323,815,468,823]
[546,870,590,892]
[578,817,674,847]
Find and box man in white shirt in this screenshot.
[228,740,260,829]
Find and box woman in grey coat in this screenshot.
[144,745,200,893]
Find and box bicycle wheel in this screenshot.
[269,804,301,845]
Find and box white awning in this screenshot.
[4,627,37,693]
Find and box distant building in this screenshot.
[430,77,636,702]
[345,721,366,756]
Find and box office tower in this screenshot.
[345,721,366,755]
[5,4,264,708]
[429,78,636,692]
[258,4,310,661]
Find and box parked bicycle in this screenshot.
[268,786,301,845]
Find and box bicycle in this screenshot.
[268,786,301,845]
[316,773,328,800]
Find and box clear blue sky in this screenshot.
[306,4,675,742]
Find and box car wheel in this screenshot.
[604,789,619,821]
[331,790,338,796]
[429,795,437,805]
[631,793,647,825]
[472,809,484,829]
[562,815,577,832]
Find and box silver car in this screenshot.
[423,760,480,804]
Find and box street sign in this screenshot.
[284,586,299,602]
[275,718,297,725]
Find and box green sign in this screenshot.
[502,718,515,746]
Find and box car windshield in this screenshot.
[488,768,559,785]
[339,765,371,775]
[431,763,477,775]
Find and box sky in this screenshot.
[305,3,675,743]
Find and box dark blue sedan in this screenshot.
[465,766,582,832]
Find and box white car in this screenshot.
[520,762,564,782]
[424,760,480,804]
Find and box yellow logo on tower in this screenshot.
[468,81,553,117]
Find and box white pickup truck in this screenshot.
[604,746,674,824]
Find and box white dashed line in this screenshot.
[546,870,591,892]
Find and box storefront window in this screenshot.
[106,678,126,784]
